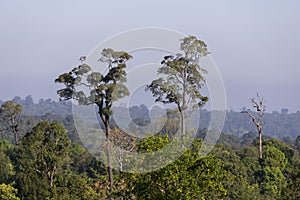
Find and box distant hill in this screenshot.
[198,109,300,139]
[7,95,72,117]
[1,96,299,139]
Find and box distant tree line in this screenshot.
[1,96,72,117]
[1,97,299,140]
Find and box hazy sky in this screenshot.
[0,0,299,112]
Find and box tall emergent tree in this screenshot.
[146,36,208,137]
[0,101,22,146]
[242,93,265,159]
[55,48,132,191]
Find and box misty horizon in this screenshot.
[1,1,299,112]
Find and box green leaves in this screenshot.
[147,36,209,136]
[87,72,103,85]
[0,183,20,200]
[180,35,209,60]
[19,121,71,170]
[73,64,92,75]
[0,101,23,145]
[130,136,229,199]
[147,36,208,112]
[99,48,132,66]
[260,166,287,198]
[0,139,14,184]
[16,121,71,199]
[0,101,22,123]
[55,48,132,116]
[146,78,180,105]
[55,49,132,192]
[263,145,287,170]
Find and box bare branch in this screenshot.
[173,73,184,85]
[241,93,265,159]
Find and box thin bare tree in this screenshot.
[241,93,265,159]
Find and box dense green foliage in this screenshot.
[0,101,23,146]
[1,100,299,198]
[16,122,71,199]
[0,183,20,200]
[0,114,300,199]
[129,137,229,199]
[1,98,300,199]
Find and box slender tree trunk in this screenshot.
[13,129,18,146]
[49,166,56,188]
[259,130,262,159]
[105,121,113,192]
[180,111,185,148]
[180,68,187,145]
[180,111,186,135]
[12,119,19,146]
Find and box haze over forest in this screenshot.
[0,0,300,112]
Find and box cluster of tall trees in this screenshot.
[1,35,300,199]
[55,35,209,192]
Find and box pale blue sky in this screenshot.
[0,0,299,112]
